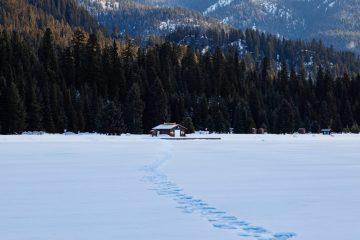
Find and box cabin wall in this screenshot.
[151,126,187,137]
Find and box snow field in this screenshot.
[1,134,360,240]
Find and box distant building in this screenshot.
[256,128,265,134]
[298,128,306,134]
[151,123,187,137]
[321,129,332,135]
[257,128,266,134]
[251,128,267,134]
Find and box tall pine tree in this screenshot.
[125,83,144,134]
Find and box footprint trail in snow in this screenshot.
[141,142,296,240]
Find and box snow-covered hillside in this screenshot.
[1,134,360,240]
[76,0,227,37]
[77,0,120,13]
[142,0,360,52]
[75,0,360,52]
[203,0,235,15]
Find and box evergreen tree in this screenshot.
[84,33,102,88]
[144,77,168,131]
[182,116,195,133]
[50,83,66,132]
[0,76,7,133]
[38,28,57,72]
[4,82,26,134]
[206,115,215,132]
[354,103,360,126]
[26,84,43,131]
[350,123,360,134]
[42,94,56,133]
[319,101,330,129]
[273,99,295,134]
[71,29,86,88]
[192,95,208,130]
[96,100,125,135]
[233,101,252,133]
[279,61,289,95]
[331,115,343,133]
[214,110,227,133]
[108,41,124,100]
[342,100,354,128]
[64,89,78,132]
[310,121,321,133]
[212,48,226,96]
[125,83,144,134]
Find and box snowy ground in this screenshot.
[1,134,360,240]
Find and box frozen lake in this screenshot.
[0,134,359,240]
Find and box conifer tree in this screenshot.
[170,94,185,124]
[193,95,209,131]
[206,115,215,132]
[280,61,288,82]
[315,66,325,99]
[96,100,125,135]
[84,33,102,87]
[61,47,75,87]
[26,84,43,131]
[108,41,123,100]
[0,76,6,133]
[273,99,295,134]
[331,115,343,133]
[353,103,360,126]
[50,83,66,132]
[64,89,78,132]
[38,28,57,72]
[310,121,321,133]
[214,110,227,133]
[350,123,360,134]
[125,83,144,134]
[144,77,168,131]
[342,100,354,128]
[212,48,226,96]
[71,29,86,88]
[4,82,26,134]
[319,101,330,129]
[182,117,195,133]
[233,101,252,133]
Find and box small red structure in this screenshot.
[151,123,187,137]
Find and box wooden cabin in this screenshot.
[151,123,187,137]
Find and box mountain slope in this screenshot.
[0,0,103,45]
[136,0,216,11]
[142,0,360,53]
[77,0,230,37]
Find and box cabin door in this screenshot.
[175,129,181,137]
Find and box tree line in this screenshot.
[0,28,360,135]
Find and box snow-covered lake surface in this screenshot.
[1,134,360,240]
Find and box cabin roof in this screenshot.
[152,123,187,130]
